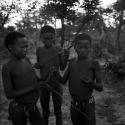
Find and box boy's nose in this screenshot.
[22,48,27,53]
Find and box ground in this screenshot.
[1,56,125,125]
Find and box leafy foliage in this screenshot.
[0,0,16,27]
[41,0,78,23]
[113,0,125,12]
[104,57,125,81]
[81,0,100,14]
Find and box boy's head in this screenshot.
[40,25,55,48]
[74,33,91,59]
[4,31,28,59]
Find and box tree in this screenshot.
[0,0,17,28]
[41,0,102,47]
[72,0,101,40]
[113,0,125,53]
[41,0,79,46]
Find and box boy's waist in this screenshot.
[10,98,37,111]
[41,71,62,83]
[15,92,39,105]
[14,100,36,106]
[71,96,94,105]
[8,99,38,119]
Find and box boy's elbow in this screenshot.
[98,86,103,92]
[60,65,65,71]
[97,86,103,92]
[94,84,103,92]
[6,94,13,99]
[62,80,66,85]
[5,91,15,99]
[60,61,68,70]
[62,78,68,85]
[34,63,41,69]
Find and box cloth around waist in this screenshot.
[71,96,94,105]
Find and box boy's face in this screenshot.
[9,37,28,59]
[75,39,90,58]
[41,32,55,48]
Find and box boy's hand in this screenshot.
[81,77,94,89]
[35,81,46,90]
[34,63,40,69]
[64,49,69,57]
[81,77,93,84]
[93,83,103,92]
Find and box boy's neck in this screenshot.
[78,56,88,61]
[44,45,52,48]
[11,55,25,61]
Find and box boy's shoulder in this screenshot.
[69,58,99,67]
[89,58,100,69]
[69,58,77,65]
[36,46,60,51]
[36,46,46,56]
[36,46,44,51]
[2,60,14,72]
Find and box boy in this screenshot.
[62,33,103,125]
[2,31,44,125]
[35,25,69,125]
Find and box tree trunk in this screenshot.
[116,9,124,54]
[60,18,65,47]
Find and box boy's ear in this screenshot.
[8,45,14,51]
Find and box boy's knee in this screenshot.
[42,110,50,118]
[54,107,62,117]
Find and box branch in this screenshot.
[67,14,94,49]
[2,0,15,27]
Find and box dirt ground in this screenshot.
[1,57,125,125]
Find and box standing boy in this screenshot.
[2,31,44,125]
[62,33,103,125]
[35,25,69,125]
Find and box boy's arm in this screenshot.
[34,47,42,69]
[61,62,70,85]
[36,47,39,62]
[2,65,41,99]
[59,49,69,70]
[93,61,103,91]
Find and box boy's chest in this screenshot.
[38,48,59,65]
[11,60,34,77]
[70,60,94,77]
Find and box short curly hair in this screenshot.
[40,25,55,37]
[74,33,92,45]
[4,31,25,49]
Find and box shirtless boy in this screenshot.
[62,33,103,125]
[2,31,44,125]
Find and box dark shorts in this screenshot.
[70,97,96,125]
[40,83,63,125]
[8,100,44,125]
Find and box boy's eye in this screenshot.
[21,45,28,49]
[43,36,54,40]
[80,44,89,48]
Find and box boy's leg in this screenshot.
[9,104,27,125]
[83,101,96,125]
[78,104,87,125]
[52,85,63,125]
[70,101,80,125]
[29,105,44,125]
[40,87,50,125]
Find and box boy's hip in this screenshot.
[8,99,38,120]
[70,96,96,122]
[41,81,63,93]
[71,96,95,107]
